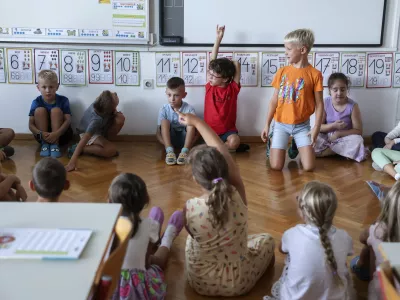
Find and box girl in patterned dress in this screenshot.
[314,73,368,162]
[176,112,275,297]
[109,173,184,300]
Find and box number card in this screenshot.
[261,53,286,87]
[60,50,87,86]
[208,52,233,61]
[234,52,258,86]
[34,49,60,83]
[0,49,6,83]
[7,49,34,84]
[89,50,114,84]
[182,52,207,86]
[314,53,340,87]
[367,53,393,88]
[155,52,181,87]
[115,51,140,86]
[340,53,366,88]
[393,53,400,88]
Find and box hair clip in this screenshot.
[212,177,223,184]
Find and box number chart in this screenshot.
[155,52,181,87]
[88,50,114,84]
[182,52,207,86]
[261,53,286,87]
[393,53,400,88]
[115,51,140,86]
[208,52,233,61]
[60,50,87,86]
[234,52,258,86]
[34,49,60,83]
[0,49,5,83]
[6,48,34,84]
[314,53,340,87]
[340,53,366,87]
[367,53,393,88]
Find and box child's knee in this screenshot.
[34,107,48,117]
[227,134,240,149]
[371,148,383,161]
[104,143,117,157]
[114,112,125,127]
[50,107,63,116]
[302,163,315,172]
[1,128,15,142]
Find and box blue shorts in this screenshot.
[219,131,238,143]
[271,120,311,150]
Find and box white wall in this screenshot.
[1,0,400,136]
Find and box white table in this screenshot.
[0,202,121,300]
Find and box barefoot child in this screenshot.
[66,90,125,172]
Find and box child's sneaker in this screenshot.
[165,152,177,165]
[50,144,62,158]
[0,146,14,158]
[40,143,50,157]
[288,139,299,159]
[372,162,382,171]
[177,152,187,165]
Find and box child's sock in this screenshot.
[160,211,184,249]
[181,147,189,153]
[166,146,174,153]
[395,173,400,181]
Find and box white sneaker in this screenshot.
[372,162,383,171]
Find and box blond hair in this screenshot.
[298,181,342,286]
[376,181,400,242]
[38,70,58,84]
[284,29,315,52]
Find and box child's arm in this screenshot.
[359,227,370,245]
[29,116,42,137]
[384,121,400,148]
[65,133,92,172]
[177,112,247,204]
[210,25,225,61]
[279,241,288,254]
[310,91,324,146]
[232,61,241,85]
[0,175,20,200]
[329,104,363,141]
[261,89,279,142]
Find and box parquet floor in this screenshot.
[2,140,391,300]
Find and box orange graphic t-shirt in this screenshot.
[272,65,323,125]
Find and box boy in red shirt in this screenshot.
[205,25,249,152]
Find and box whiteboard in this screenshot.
[0,0,149,44]
[184,0,386,46]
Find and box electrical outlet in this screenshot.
[143,79,154,89]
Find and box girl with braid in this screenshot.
[265,181,356,300]
[177,112,275,297]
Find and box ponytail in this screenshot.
[207,178,232,228]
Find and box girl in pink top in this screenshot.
[315,73,368,162]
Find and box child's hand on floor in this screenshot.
[65,162,77,172]
[15,184,27,202]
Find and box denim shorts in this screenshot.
[271,120,311,150]
[219,131,238,143]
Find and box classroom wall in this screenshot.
[1,0,400,136]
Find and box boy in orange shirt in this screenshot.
[261,29,324,171]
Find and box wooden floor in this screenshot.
[2,140,391,300]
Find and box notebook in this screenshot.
[0,228,92,260]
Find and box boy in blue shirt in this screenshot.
[156,77,197,165]
[28,70,73,158]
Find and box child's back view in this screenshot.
[266,181,355,300]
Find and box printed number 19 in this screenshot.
[368,59,384,75]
